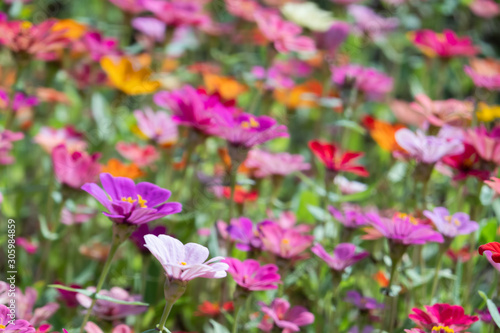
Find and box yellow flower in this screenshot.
[476,102,500,122]
[52,19,87,40]
[100,56,160,95]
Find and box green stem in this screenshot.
[429,250,444,302]
[157,300,175,332]
[232,302,243,333]
[228,167,237,221]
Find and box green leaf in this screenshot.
[39,216,60,241]
[95,294,149,306]
[333,119,366,135]
[47,285,94,297]
[478,291,500,329]
[479,219,498,245]
[209,319,230,333]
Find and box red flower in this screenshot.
[223,187,258,203]
[409,304,479,332]
[195,301,234,317]
[442,143,490,181]
[308,140,369,177]
[478,242,500,263]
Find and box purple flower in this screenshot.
[0,304,35,333]
[81,173,182,225]
[328,204,368,229]
[258,221,313,259]
[129,223,167,253]
[134,108,178,146]
[76,287,147,320]
[52,145,101,188]
[223,258,281,291]
[311,243,369,271]
[132,17,166,42]
[258,298,314,332]
[143,234,228,281]
[366,213,444,245]
[395,129,464,164]
[347,5,399,41]
[83,32,119,61]
[316,22,351,53]
[331,64,393,101]
[0,130,24,165]
[423,207,478,239]
[245,149,310,178]
[344,291,384,310]
[225,217,263,251]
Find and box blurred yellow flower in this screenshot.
[100,56,160,95]
[476,102,500,122]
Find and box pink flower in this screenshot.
[225,0,260,21]
[134,108,178,146]
[331,64,393,101]
[312,243,369,271]
[224,217,263,251]
[16,238,38,254]
[0,89,39,112]
[258,298,314,332]
[51,145,101,188]
[83,32,120,61]
[115,142,159,167]
[245,149,310,178]
[108,0,144,13]
[464,58,500,91]
[348,5,398,41]
[223,258,281,290]
[250,66,295,90]
[486,177,500,195]
[76,287,147,320]
[409,94,473,127]
[0,304,35,333]
[141,0,210,27]
[84,321,132,333]
[60,205,97,225]
[254,10,316,54]
[33,126,87,153]
[12,287,59,326]
[465,125,500,165]
[409,304,478,332]
[132,17,166,42]
[267,211,312,233]
[329,204,368,228]
[469,0,500,18]
[0,130,24,165]
[390,100,426,127]
[409,29,479,58]
[258,221,314,259]
[395,128,464,164]
[144,234,229,281]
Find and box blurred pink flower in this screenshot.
[84,321,132,333]
[0,130,24,165]
[60,205,97,225]
[409,94,473,127]
[409,29,479,58]
[254,10,316,54]
[469,0,500,18]
[464,58,500,91]
[224,258,281,290]
[390,100,426,127]
[33,126,87,153]
[315,22,350,54]
[486,177,500,195]
[225,0,260,21]
[250,66,295,90]
[465,125,500,165]
[83,31,120,61]
[142,0,210,27]
[132,17,166,42]
[76,287,147,320]
[115,142,159,167]
[13,287,59,326]
[0,304,35,333]
[51,145,101,188]
[0,89,39,112]
[134,108,178,146]
[328,204,368,229]
[267,210,312,233]
[258,221,313,259]
[331,64,393,101]
[409,304,478,332]
[245,149,310,178]
[312,243,369,271]
[348,5,398,41]
[258,298,314,332]
[16,238,38,254]
[108,0,144,13]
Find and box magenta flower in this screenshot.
[254,10,316,54]
[395,129,464,164]
[465,125,500,165]
[423,207,478,239]
[76,287,147,320]
[348,5,399,41]
[132,17,166,42]
[0,304,35,333]
[115,142,159,167]
[34,126,87,153]
[328,204,368,229]
[85,321,132,333]
[311,243,369,271]
[144,234,228,281]
[83,32,120,61]
[258,298,314,332]
[129,223,167,253]
[224,258,281,291]
[134,108,178,146]
[225,217,263,251]
[0,89,38,112]
[210,112,289,148]
[52,145,101,188]
[258,221,313,259]
[366,213,444,245]
[0,130,24,165]
[245,149,310,178]
[141,0,210,26]
[345,291,384,310]
[108,0,144,13]
[331,64,393,101]
[410,29,479,58]
[316,22,350,53]
[81,173,181,225]
[409,304,479,332]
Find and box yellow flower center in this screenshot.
[180,261,187,266]
[121,195,148,208]
[444,216,460,226]
[241,117,260,129]
[396,213,418,225]
[282,238,290,245]
[121,196,136,204]
[432,326,454,333]
[0,324,6,329]
[21,21,32,29]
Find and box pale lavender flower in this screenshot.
[132,17,166,42]
[395,128,464,164]
[334,176,367,194]
[423,207,478,239]
[144,234,228,281]
[347,5,399,41]
[134,108,178,146]
[225,217,263,251]
[311,243,369,271]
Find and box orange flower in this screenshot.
[274,80,323,109]
[101,158,145,179]
[203,73,247,101]
[52,19,87,40]
[36,88,71,105]
[218,148,249,174]
[195,301,234,317]
[373,271,389,288]
[362,116,405,152]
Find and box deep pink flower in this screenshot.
[245,149,310,178]
[254,10,316,54]
[311,243,369,271]
[141,0,210,27]
[81,173,181,225]
[409,304,478,332]
[0,130,24,165]
[331,64,393,101]
[144,234,228,281]
[0,89,39,112]
[224,217,263,251]
[83,31,120,61]
[76,287,147,320]
[224,258,281,290]
[258,298,314,332]
[52,145,101,188]
[55,283,81,308]
[134,108,178,146]
[0,304,35,333]
[442,143,490,181]
[34,126,87,153]
[16,238,37,254]
[465,125,500,165]
[115,142,159,167]
[409,29,479,58]
[258,221,313,259]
